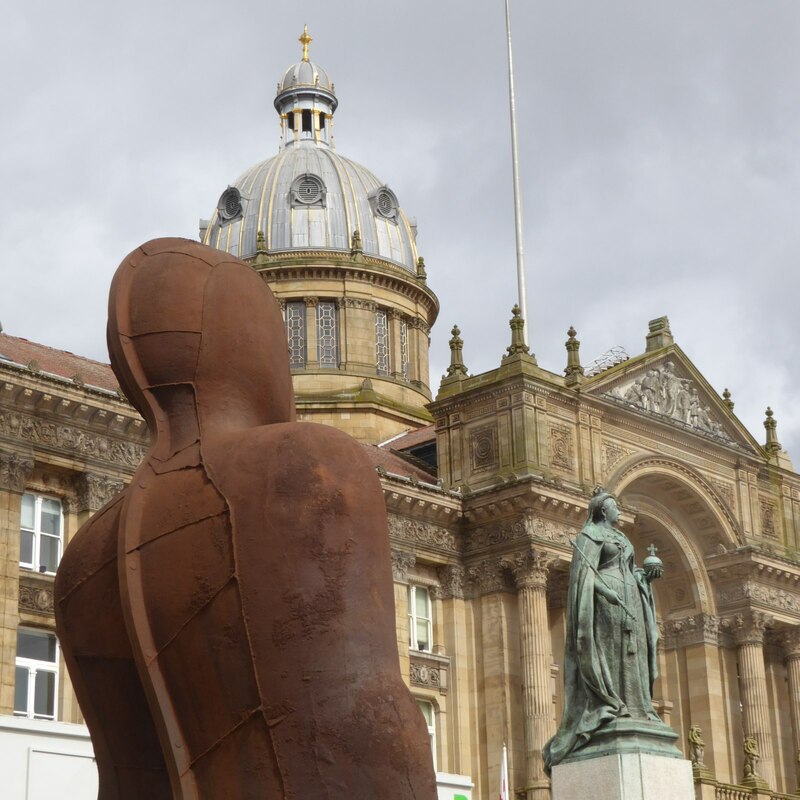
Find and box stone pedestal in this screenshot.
[552,752,693,800]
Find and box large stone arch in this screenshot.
[607,455,742,618]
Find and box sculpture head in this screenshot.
[588,489,619,524]
[107,238,295,449]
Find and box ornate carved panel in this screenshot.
[19,576,55,616]
[387,515,459,555]
[548,424,573,472]
[0,410,146,468]
[469,424,498,473]
[409,652,449,695]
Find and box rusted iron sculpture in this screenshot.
[55,238,437,799]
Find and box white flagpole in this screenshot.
[504,0,530,346]
[499,742,510,800]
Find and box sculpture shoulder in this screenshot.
[205,422,377,482]
[579,521,607,544]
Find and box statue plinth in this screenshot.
[558,718,684,764]
[552,751,694,800]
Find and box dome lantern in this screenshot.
[275,25,337,148]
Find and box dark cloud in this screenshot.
[1,0,798,459]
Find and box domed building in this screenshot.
[201,26,438,444]
[3,26,800,800]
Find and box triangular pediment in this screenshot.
[582,346,760,454]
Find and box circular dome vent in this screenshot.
[291,174,325,206]
[217,187,242,221]
[370,187,398,220]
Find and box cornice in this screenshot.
[253,257,439,321]
[1,376,146,444]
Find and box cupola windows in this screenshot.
[369,187,399,221]
[290,174,325,207]
[217,187,242,222]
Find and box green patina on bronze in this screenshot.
[544,489,683,772]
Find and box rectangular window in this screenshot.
[285,301,307,368]
[408,585,432,652]
[375,309,389,376]
[316,301,338,368]
[14,628,58,720]
[417,699,437,770]
[400,318,409,381]
[20,493,63,574]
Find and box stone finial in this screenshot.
[445,325,468,378]
[502,305,536,364]
[256,230,266,252]
[564,326,584,387]
[350,229,363,255]
[764,407,781,455]
[416,256,427,283]
[722,388,734,411]
[645,316,674,352]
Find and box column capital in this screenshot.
[781,627,800,661]
[435,564,465,600]
[731,611,773,646]
[303,295,319,307]
[74,472,125,513]
[503,548,553,591]
[0,451,34,492]
[466,558,508,596]
[390,548,416,582]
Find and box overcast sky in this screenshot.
[2,1,798,461]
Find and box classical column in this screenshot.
[505,548,553,800]
[733,611,775,789]
[782,627,800,792]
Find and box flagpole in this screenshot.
[504,0,530,346]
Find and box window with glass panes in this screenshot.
[400,318,409,381]
[285,302,307,368]
[375,309,389,376]
[20,493,63,574]
[14,628,58,720]
[408,585,432,652]
[417,699,436,769]
[316,301,338,367]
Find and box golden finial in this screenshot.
[299,24,312,62]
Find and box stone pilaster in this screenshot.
[732,611,775,789]
[0,452,34,714]
[505,549,554,800]
[782,627,800,793]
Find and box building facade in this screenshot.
[2,29,800,800]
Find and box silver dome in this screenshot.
[278,59,334,94]
[203,142,419,271]
[202,29,419,271]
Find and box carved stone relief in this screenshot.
[409,654,448,694]
[601,442,632,479]
[760,500,777,539]
[466,558,510,596]
[436,565,465,600]
[0,410,147,468]
[711,479,736,511]
[548,424,573,472]
[75,473,126,513]
[604,361,733,443]
[387,516,459,555]
[19,578,55,616]
[390,548,416,582]
[469,424,498,473]
[0,452,35,492]
[467,517,526,552]
[661,613,722,649]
